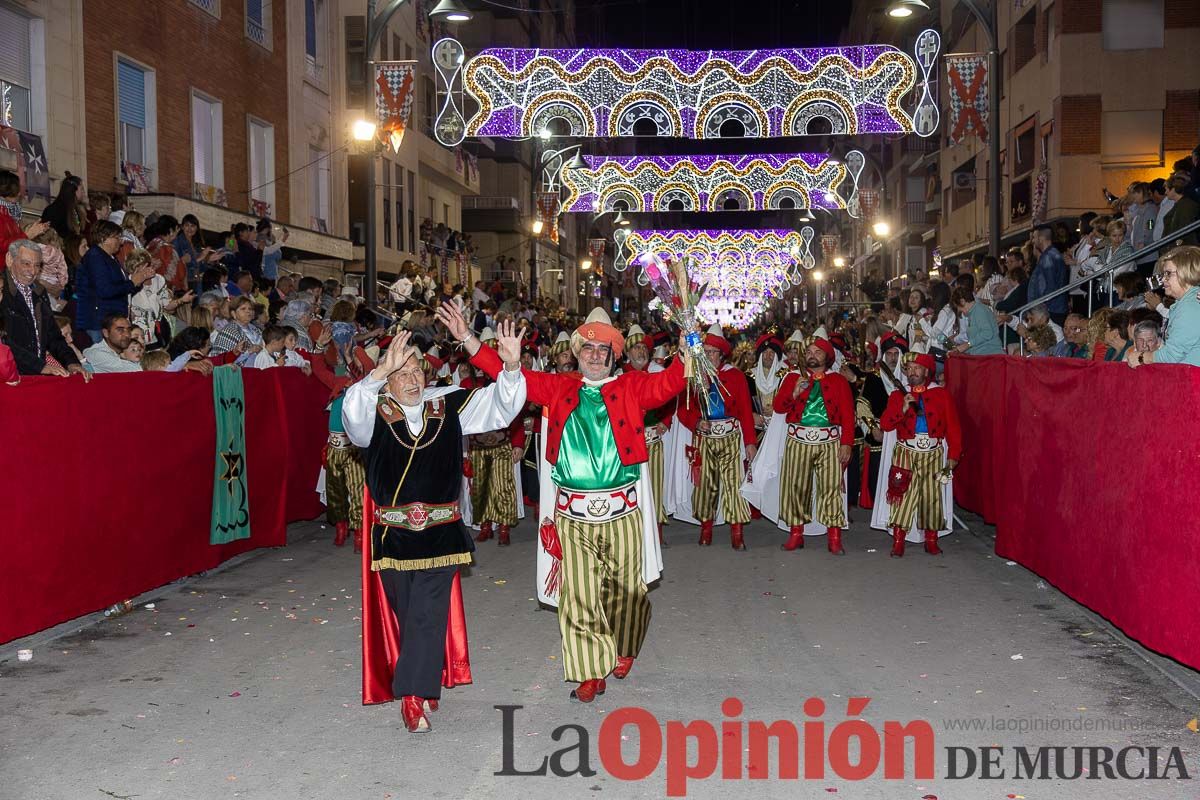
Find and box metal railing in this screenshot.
[463,196,520,210]
[1004,217,1200,351]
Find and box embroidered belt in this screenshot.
[374,501,461,531]
[555,482,639,523]
[644,426,662,445]
[899,433,941,452]
[701,418,739,438]
[787,424,841,444]
[327,432,353,448]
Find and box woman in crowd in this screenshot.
[1024,325,1057,357]
[174,214,210,292]
[74,220,156,344]
[209,296,264,360]
[144,215,186,292]
[128,249,194,348]
[903,288,929,348]
[1127,246,1200,367]
[279,299,316,351]
[1112,273,1149,310]
[39,172,85,240]
[31,228,69,310]
[1085,308,1113,360]
[117,210,146,266]
[918,280,956,355]
[952,286,1004,355]
[1102,309,1132,362]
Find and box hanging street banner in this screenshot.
[376,62,417,153]
[946,54,989,144]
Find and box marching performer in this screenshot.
[877,332,910,395]
[343,321,526,733]
[446,303,685,703]
[769,336,855,554]
[750,331,785,429]
[675,325,757,550]
[624,323,673,545]
[548,331,575,373]
[872,352,960,557]
[783,329,805,369]
[840,361,889,510]
[464,329,524,545]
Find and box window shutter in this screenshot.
[246,0,263,24]
[0,6,32,88]
[117,61,147,128]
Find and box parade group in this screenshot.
[323,295,961,734]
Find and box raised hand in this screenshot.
[371,330,414,380]
[496,319,523,366]
[434,302,470,342]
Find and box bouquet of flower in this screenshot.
[636,251,721,413]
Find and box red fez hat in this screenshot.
[809,337,836,362]
[703,325,731,357]
[903,351,936,373]
[879,331,909,354]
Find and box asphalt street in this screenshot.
[2,512,1198,800]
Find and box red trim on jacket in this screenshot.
[675,363,757,447]
[879,385,962,462]
[773,370,856,446]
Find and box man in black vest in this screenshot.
[343,319,526,734]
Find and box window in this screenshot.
[248,117,274,213]
[191,91,223,189]
[309,146,330,231]
[1101,110,1163,165]
[304,0,317,58]
[245,0,272,49]
[118,59,152,171]
[1102,0,1163,51]
[1013,117,1036,177]
[345,16,366,108]
[951,156,976,212]
[0,5,32,131]
[1012,9,1036,74]
[189,0,220,18]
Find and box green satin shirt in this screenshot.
[551,384,641,490]
[800,378,831,427]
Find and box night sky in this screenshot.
[576,0,854,50]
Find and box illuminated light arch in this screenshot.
[598,183,642,212]
[653,183,700,211]
[783,91,858,137]
[708,182,754,211]
[525,91,596,137]
[765,182,815,210]
[609,92,683,137]
[695,94,770,139]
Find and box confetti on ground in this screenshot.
[1079,631,1095,637]
[1005,560,1017,566]
[229,691,241,698]
[1011,654,1024,660]
[493,580,507,585]
[143,603,156,610]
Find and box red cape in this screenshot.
[361,488,473,704]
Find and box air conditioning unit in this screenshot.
[953,172,976,190]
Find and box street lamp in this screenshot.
[613,211,630,226]
[887,0,929,18]
[429,0,473,21]
[872,220,891,238]
[833,256,846,268]
[581,259,592,270]
[532,219,545,236]
[814,270,825,282]
[352,119,377,141]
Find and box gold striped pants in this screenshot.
[647,438,665,524]
[886,445,945,531]
[470,445,518,527]
[780,437,846,527]
[557,510,651,682]
[325,445,366,526]
[692,432,752,523]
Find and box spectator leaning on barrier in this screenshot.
[2,240,87,378]
[1127,247,1200,368]
[951,286,1004,355]
[83,314,142,373]
[1131,319,1162,354]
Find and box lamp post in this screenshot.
[890,0,1001,259]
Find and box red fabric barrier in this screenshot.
[0,368,328,644]
[945,355,1200,668]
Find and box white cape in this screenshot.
[534,413,663,608]
[739,413,847,537]
[869,429,953,541]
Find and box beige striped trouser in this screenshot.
[780,436,846,528]
[886,445,945,531]
[470,445,518,526]
[692,433,751,523]
[647,438,665,524]
[557,510,650,682]
[325,446,366,526]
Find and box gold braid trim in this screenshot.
[371,552,474,572]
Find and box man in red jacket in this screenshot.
[676,325,757,550]
[440,303,687,703]
[878,352,962,557]
[772,336,855,555]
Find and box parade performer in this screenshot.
[445,303,684,703]
[783,329,805,369]
[877,332,910,395]
[343,322,526,732]
[743,336,854,554]
[840,361,888,509]
[673,325,756,550]
[750,331,786,428]
[548,331,575,373]
[871,352,960,557]
[624,323,673,545]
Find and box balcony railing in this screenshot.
[904,200,933,226]
[463,196,520,210]
[246,17,266,47]
[304,56,326,85]
[189,0,218,16]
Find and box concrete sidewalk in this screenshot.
[2,512,1197,800]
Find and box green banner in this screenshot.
[211,365,250,544]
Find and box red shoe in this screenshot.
[353,528,363,554]
[924,529,942,555]
[730,523,746,551]
[475,521,493,543]
[497,525,511,546]
[334,521,349,547]
[613,657,635,679]
[749,505,763,520]
[827,527,845,556]
[401,695,431,732]
[890,527,906,558]
[570,678,607,703]
[423,698,439,713]
[698,520,713,546]
[781,525,804,551]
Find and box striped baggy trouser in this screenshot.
[647,438,666,524]
[886,444,945,531]
[470,445,518,527]
[325,445,366,526]
[557,510,651,682]
[780,436,846,527]
[692,433,752,523]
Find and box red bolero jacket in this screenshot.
[773,370,857,446]
[675,364,757,447]
[474,345,686,466]
[879,385,962,461]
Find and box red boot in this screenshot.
[497,525,511,546]
[781,525,805,551]
[658,523,669,549]
[424,698,439,713]
[475,521,493,543]
[827,527,845,556]
[570,678,607,703]
[890,526,906,558]
[333,521,349,547]
[352,528,363,554]
[924,529,942,555]
[730,523,746,551]
[613,656,635,679]
[401,695,431,732]
[698,520,713,546]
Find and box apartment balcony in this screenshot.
[417,129,480,194]
[901,200,937,231]
[462,196,523,233]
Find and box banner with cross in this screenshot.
[536,192,560,244]
[946,54,988,144]
[587,238,606,260]
[375,63,416,153]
